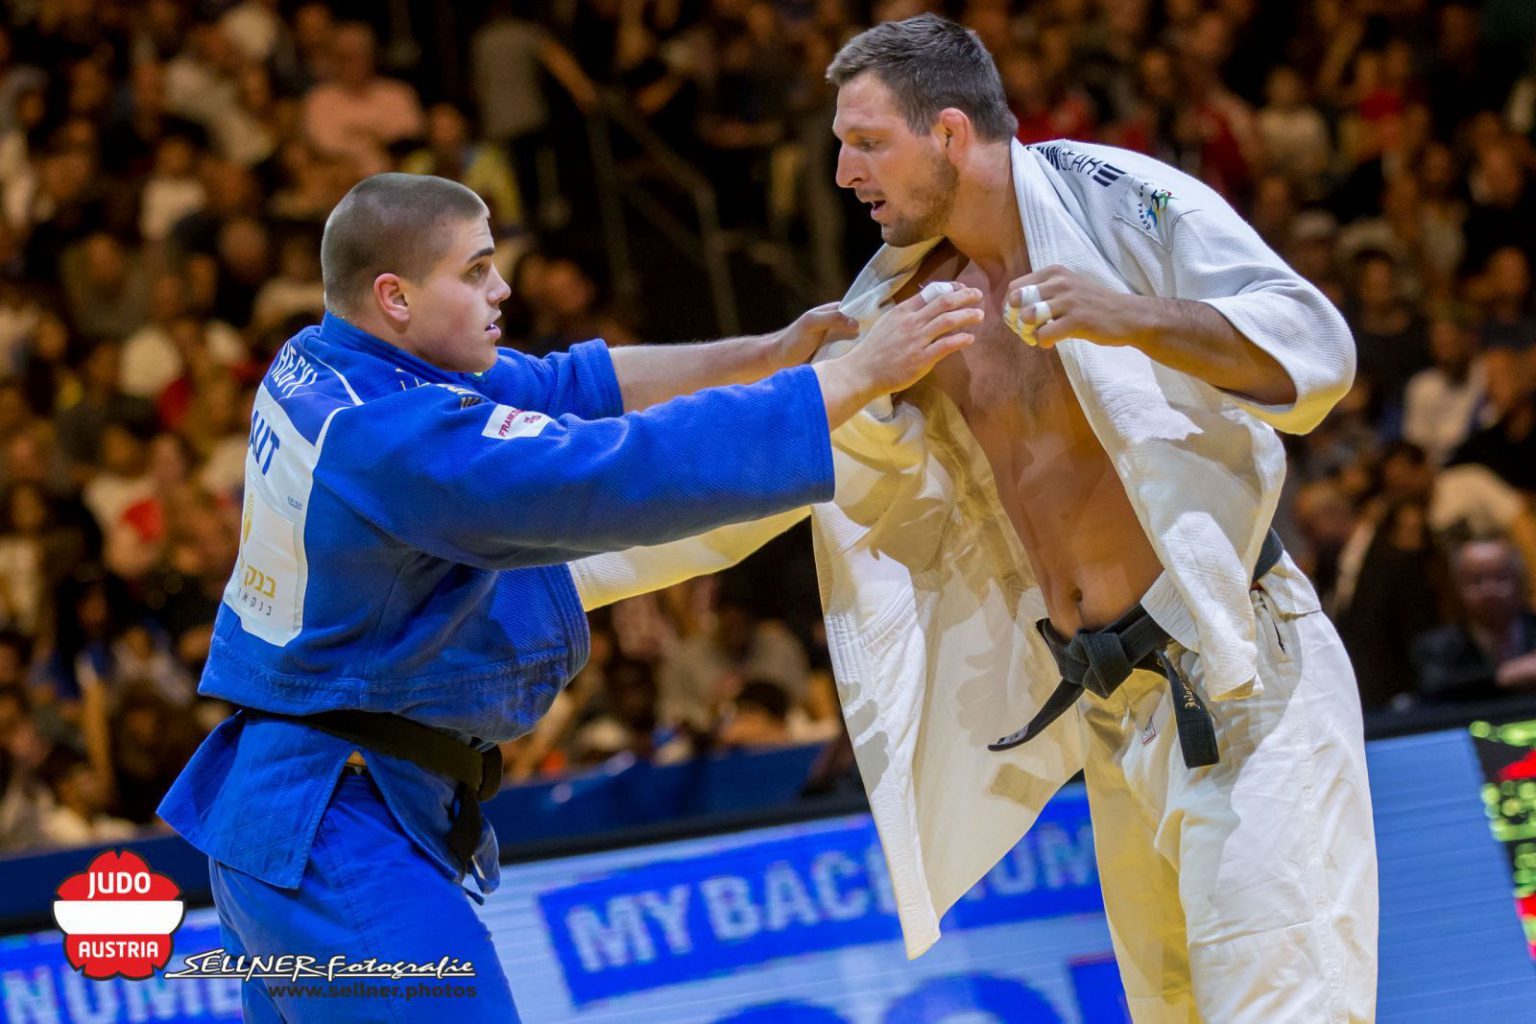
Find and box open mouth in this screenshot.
[868,199,887,219]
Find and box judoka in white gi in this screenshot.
[573,14,1378,1023]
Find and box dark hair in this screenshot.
[320,173,489,318]
[0,629,34,665]
[826,14,1018,142]
[735,680,790,722]
[38,744,87,792]
[1379,439,1427,467]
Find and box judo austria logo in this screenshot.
[51,850,186,980]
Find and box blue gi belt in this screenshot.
[239,708,502,872]
[988,529,1285,768]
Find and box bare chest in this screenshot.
[891,250,1161,629]
[924,266,1082,435]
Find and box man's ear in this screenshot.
[372,273,410,329]
[936,108,971,159]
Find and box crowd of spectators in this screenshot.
[2,0,1536,856]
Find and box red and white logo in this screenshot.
[481,404,551,440]
[52,850,185,980]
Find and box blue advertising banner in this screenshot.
[535,797,1100,1006]
[0,731,1532,1023]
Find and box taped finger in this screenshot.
[919,281,957,303]
[1003,304,1040,347]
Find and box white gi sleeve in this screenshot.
[1166,208,1356,434]
[1065,143,1356,436]
[567,507,809,610]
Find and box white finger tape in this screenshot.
[919,280,957,303]
[1003,304,1039,347]
[1016,284,1041,307]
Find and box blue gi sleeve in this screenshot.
[316,364,834,569]
[466,339,623,421]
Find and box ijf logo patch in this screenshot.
[1136,183,1176,235]
[52,849,186,980]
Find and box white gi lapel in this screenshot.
[814,222,1087,959]
[1011,141,1275,694]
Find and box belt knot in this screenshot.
[1072,630,1135,698]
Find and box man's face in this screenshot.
[833,73,958,248]
[1428,320,1471,370]
[331,26,375,88]
[398,216,511,373]
[1456,542,1523,627]
[1356,259,1396,308]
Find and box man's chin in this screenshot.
[882,224,926,248]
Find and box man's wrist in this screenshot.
[811,359,871,429]
[1127,295,1177,354]
[754,329,795,376]
[708,331,784,385]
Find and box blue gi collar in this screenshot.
[318,311,480,388]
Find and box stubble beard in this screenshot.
[883,150,959,248]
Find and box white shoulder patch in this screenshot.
[482,404,551,440]
[1028,142,1193,247]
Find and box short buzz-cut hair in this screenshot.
[826,14,1018,142]
[321,172,489,317]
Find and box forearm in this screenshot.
[540,41,599,108]
[609,334,783,412]
[340,366,833,566]
[1496,652,1536,690]
[1132,297,1298,407]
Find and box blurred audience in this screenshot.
[1413,538,1536,703]
[300,21,422,177]
[3,0,1536,856]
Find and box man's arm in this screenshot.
[1496,650,1536,691]
[1006,151,1355,433]
[327,289,981,569]
[537,36,601,113]
[608,303,859,411]
[1006,272,1296,406]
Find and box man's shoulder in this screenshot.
[1023,139,1209,248]
[259,332,376,446]
[1025,139,1184,190]
[368,76,422,106]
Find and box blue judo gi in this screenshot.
[158,313,834,1020]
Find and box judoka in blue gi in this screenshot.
[157,172,984,1021]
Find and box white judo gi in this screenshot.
[571,139,1379,1023]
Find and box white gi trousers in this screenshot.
[1079,582,1378,1023]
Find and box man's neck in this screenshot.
[942,144,1028,278]
[331,307,391,343]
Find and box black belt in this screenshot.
[241,708,502,873]
[988,529,1286,768]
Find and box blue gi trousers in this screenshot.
[208,770,520,1022]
